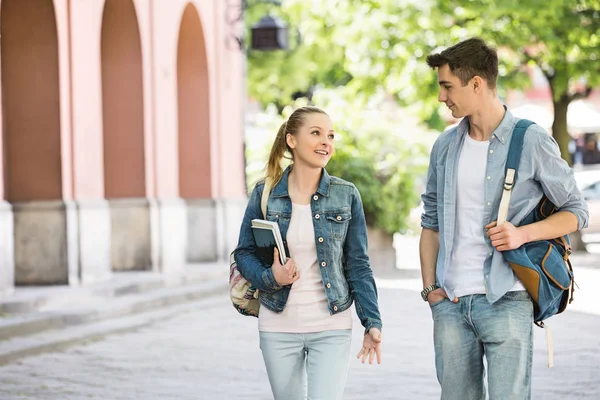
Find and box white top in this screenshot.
[258,203,352,333]
[447,134,525,297]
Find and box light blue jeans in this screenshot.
[259,330,352,400]
[431,290,533,400]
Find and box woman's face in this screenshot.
[286,113,335,169]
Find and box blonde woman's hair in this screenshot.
[265,106,328,186]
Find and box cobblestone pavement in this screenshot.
[0,285,599,400]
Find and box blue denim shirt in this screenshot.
[421,109,589,303]
[234,166,382,333]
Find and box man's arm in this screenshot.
[487,128,589,251]
[533,130,589,232]
[519,211,578,243]
[420,228,440,288]
[419,139,452,302]
[487,211,578,251]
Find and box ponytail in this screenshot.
[265,121,290,186]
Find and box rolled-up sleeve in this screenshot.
[421,139,440,231]
[533,130,589,230]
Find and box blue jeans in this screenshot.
[431,290,533,400]
[259,330,352,400]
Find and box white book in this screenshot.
[251,219,287,265]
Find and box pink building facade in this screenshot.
[0,0,246,295]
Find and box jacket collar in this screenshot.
[271,165,331,198]
[456,105,517,145]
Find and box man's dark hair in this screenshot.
[426,38,498,89]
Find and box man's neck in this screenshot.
[467,98,506,142]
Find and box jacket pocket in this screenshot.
[325,211,352,240]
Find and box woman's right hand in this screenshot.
[427,288,458,305]
[272,248,299,286]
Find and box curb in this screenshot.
[0,280,227,365]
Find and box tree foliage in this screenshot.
[246,0,600,161]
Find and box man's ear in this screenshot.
[472,75,484,93]
[286,133,296,149]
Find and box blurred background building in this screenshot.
[0,0,246,296]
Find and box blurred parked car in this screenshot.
[575,165,600,236]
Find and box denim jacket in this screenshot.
[421,109,589,303]
[234,166,382,333]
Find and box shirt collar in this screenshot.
[455,105,517,145]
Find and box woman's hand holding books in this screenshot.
[272,247,299,286]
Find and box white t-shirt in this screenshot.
[446,133,525,297]
[258,203,352,333]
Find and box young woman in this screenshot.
[234,106,383,400]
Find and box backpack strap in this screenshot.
[260,179,272,219]
[495,119,559,367]
[497,119,535,225]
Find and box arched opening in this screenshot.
[177,3,217,262]
[1,0,62,202]
[177,3,211,199]
[101,0,151,271]
[101,0,145,198]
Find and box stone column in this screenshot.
[215,197,247,261]
[109,198,153,271]
[186,198,218,262]
[156,197,187,276]
[77,199,112,284]
[0,201,15,296]
[13,201,79,285]
[108,197,188,276]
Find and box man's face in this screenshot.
[436,64,476,118]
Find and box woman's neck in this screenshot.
[287,164,321,205]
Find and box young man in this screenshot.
[420,38,588,400]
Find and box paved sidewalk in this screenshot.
[0,263,228,365]
[0,242,598,399]
[0,285,598,399]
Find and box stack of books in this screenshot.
[251,219,287,265]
